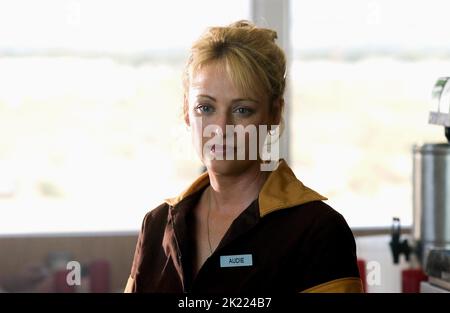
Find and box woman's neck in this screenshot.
[207,162,270,215]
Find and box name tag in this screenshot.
[220,254,253,268]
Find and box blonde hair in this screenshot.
[183,20,286,121]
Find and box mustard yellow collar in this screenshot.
[164,159,327,217]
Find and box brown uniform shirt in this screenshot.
[125,159,363,293]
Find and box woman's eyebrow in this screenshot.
[232,98,259,104]
[197,94,216,101]
[196,95,259,104]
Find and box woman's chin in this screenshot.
[204,158,257,176]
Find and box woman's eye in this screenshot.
[234,107,253,115]
[196,104,213,114]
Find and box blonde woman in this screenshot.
[125,21,363,293]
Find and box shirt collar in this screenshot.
[164,159,327,217]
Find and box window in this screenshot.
[0,0,250,235]
[289,0,450,227]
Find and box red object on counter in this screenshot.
[89,259,111,293]
[357,259,367,292]
[402,268,427,293]
[53,269,76,293]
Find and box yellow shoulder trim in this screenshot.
[164,170,209,206]
[124,276,135,293]
[301,277,364,293]
[164,159,327,217]
[258,159,327,217]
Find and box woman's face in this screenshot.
[186,61,278,175]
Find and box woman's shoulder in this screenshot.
[279,200,353,238]
[296,200,345,222]
[139,202,171,232]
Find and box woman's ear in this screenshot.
[184,94,190,126]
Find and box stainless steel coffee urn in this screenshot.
[413,144,450,262]
[413,77,450,292]
[414,77,450,263]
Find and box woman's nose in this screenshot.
[212,111,233,136]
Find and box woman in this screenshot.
[125,21,363,293]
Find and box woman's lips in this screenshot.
[211,144,234,154]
